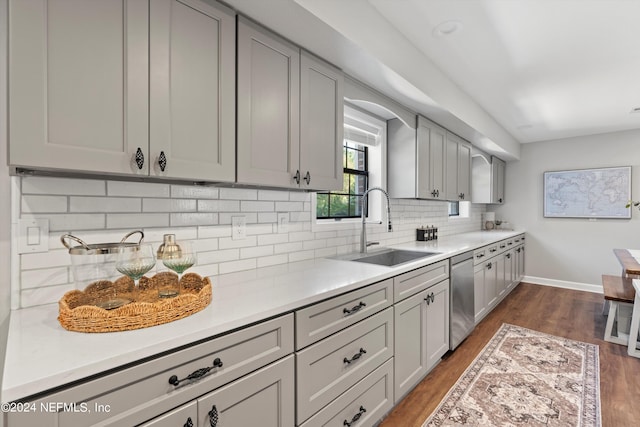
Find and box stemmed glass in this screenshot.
[116,243,156,298]
[161,240,195,297]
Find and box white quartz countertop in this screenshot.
[2,230,523,402]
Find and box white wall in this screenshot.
[491,129,640,290]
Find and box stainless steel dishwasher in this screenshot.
[450,251,475,350]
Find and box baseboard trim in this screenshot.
[523,275,603,294]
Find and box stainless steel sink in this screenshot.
[343,249,440,267]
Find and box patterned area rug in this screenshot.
[424,324,601,426]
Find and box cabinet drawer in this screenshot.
[486,244,499,257]
[394,260,448,302]
[296,279,393,349]
[197,355,295,427]
[139,401,197,427]
[296,307,394,424]
[14,315,293,427]
[300,358,394,427]
[473,248,487,265]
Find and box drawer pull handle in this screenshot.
[500,245,506,249]
[344,348,367,364]
[168,358,223,386]
[185,417,194,427]
[476,253,484,258]
[208,405,219,427]
[424,292,435,305]
[343,301,366,315]
[489,248,497,253]
[344,406,367,426]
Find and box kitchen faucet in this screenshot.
[360,187,393,253]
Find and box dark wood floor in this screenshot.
[380,282,640,427]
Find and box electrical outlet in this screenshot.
[232,216,247,240]
[277,213,289,233]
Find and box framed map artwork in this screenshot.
[543,166,631,219]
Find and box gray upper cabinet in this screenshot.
[237,17,343,191]
[237,17,300,188]
[388,115,447,200]
[150,0,236,182]
[9,0,149,175]
[492,156,506,204]
[472,154,505,204]
[9,0,235,182]
[444,132,472,201]
[300,51,344,191]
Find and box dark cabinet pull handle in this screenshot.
[293,170,301,184]
[424,292,435,305]
[507,242,513,246]
[134,147,144,170]
[208,405,218,427]
[303,171,311,185]
[344,406,367,426]
[459,192,464,199]
[343,301,366,315]
[344,348,367,364]
[498,198,503,203]
[500,245,506,249]
[436,189,440,197]
[158,151,167,172]
[168,358,223,386]
[489,248,497,253]
[476,253,484,258]
[487,263,492,270]
[506,253,511,259]
[185,417,194,427]
[431,190,437,197]
[516,248,521,253]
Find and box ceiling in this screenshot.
[225,0,640,158]
[366,0,640,144]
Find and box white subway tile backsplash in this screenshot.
[22,195,68,213]
[171,185,219,199]
[22,177,105,196]
[21,267,69,289]
[219,188,257,200]
[170,213,218,227]
[143,198,196,212]
[14,176,485,308]
[106,213,169,229]
[198,200,240,212]
[70,197,141,213]
[108,181,170,198]
[35,213,106,231]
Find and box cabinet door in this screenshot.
[491,156,506,204]
[416,117,446,199]
[300,51,344,191]
[197,355,294,427]
[150,0,235,182]
[394,289,427,401]
[457,141,472,201]
[9,0,149,175]
[484,260,498,310]
[429,124,447,200]
[473,263,486,324]
[444,134,459,201]
[237,17,300,188]
[496,253,507,298]
[425,280,450,370]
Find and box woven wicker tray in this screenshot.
[58,272,212,333]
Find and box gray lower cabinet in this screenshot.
[6,315,294,427]
[393,279,450,402]
[196,355,295,427]
[139,401,198,427]
[296,308,394,425]
[300,359,394,427]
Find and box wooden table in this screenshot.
[613,248,640,277]
[603,249,639,346]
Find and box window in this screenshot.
[448,201,459,217]
[316,104,385,221]
[316,142,368,219]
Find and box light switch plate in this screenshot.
[18,218,49,254]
